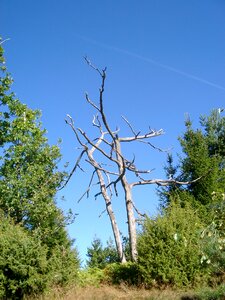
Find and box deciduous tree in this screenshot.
[0,38,79,297]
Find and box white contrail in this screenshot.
[79,36,225,91]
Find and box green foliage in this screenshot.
[0,40,68,248]
[179,126,223,208]
[0,215,48,299]
[137,202,209,288]
[86,237,119,269]
[157,111,225,287]
[77,268,105,287]
[0,214,79,299]
[160,110,225,221]
[199,193,225,282]
[0,39,80,297]
[47,245,80,286]
[196,284,225,300]
[85,237,140,286]
[104,262,143,286]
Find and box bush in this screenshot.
[196,284,225,300]
[47,244,79,286]
[104,262,143,286]
[201,192,225,283]
[77,268,105,287]
[0,217,49,299]
[137,202,210,288]
[86,237,119,269]
[0,215,80,299]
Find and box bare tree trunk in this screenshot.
[97,170,127,263]
[115,139,137,262]
[122,177,137,262]
[87,148,126,263]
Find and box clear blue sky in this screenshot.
[1,0,225,265]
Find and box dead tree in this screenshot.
[65,114,127,263]
[65,58,202,262]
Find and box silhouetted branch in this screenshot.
[59,149,86,190]
[77,170,96,203]
[139,140,171,152]
[121,115,140,137]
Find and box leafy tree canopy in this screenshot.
[0,39,69,248]
[0,38,79,297]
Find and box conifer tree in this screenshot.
[160,109,225,219]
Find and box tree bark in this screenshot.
[87,148,126,263]
[115,139,137,262]
[96,169,126,263]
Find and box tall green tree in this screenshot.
[160,109,225,219]
[0,39,79,297]
[0,39,67,247]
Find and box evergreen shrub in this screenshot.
[137,202,210,287]
[0,216,48,299]
[104,262,143,286]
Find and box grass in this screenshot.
[27,284,225,300]
[26,268,225,300]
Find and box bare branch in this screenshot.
[132,201,146,218]
[99,74,116,140]
[130,175,203,188]
[124,157,154,175]
[135,171,155,181]
[0,38,10,45]
[85,57,116,140]
[77,128,118,163]
[138,140,171,152]
[105,171,113,199]
[86,159,119,176]
[65,115,86,147]
[84,56,105,77]
[66,58,183,263]
[94,163,125,198]
[98,208,107,218]
[77,170,96,203]
[92,114,101,129]
[85,93,100,112]
[58,149,86,190]
[121,116,140,137]
[119,128,164,142]
[104,166,126,197]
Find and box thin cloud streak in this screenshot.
[80,36,225,91]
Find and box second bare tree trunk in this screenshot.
[115,139,137,262]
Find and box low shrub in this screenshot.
[200,224,225,286]
[104,262,143,286]
[0,217,48,299]
[77,268,105,287]
[0,215,80,299]
[47,245,80,287]
[196,284,225,300]
[137,202,210,288]
[200,194,225,284]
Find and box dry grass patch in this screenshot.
[30,285,197,300]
